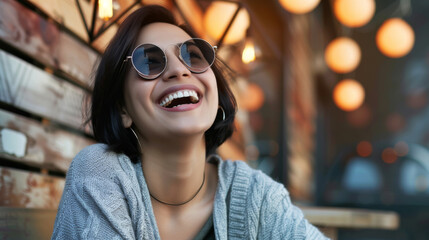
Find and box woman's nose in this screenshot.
[161,48,192,81]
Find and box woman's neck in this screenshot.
[139,134,208,208]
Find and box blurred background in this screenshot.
[0,0,428,239]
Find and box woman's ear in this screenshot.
[121,108,133,128]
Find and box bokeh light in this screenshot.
[278,0,320,14]
[334,0,375,28]
[242,39,256,64]
[325,37,361,73]
[204,1,250,44]
[376,18,415,58]
[382,148,397,164]
[357,141,373,157]
[346,104,372,128]
[333,79,365,111]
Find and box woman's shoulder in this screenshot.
[219,159,288,199]
[74,143,109,159]
[67,143,130,180]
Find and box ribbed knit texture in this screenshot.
[52,144,329,239]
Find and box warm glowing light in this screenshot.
[333,79,365,111]
[279,0,321,14]
[98,0,113,21]
[204,2,250,44]
[241,83,265,111]
[376,18,415,58]
[242,40,256,64]
[382,148,397,164]
[325,37,361,73]
[357,141,372,157]
[394,141,409,157]
[334,0,375,27]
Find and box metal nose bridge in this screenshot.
[163,43,187,69]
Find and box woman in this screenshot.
[52,5,328,240]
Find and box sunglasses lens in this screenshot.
[180,39,215,73]
[131,44,166,79]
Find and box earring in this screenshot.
[218,106,226,121]
[130,128,142,149]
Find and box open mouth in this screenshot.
[159,90,200,108]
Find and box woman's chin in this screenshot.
[163,122,212,138]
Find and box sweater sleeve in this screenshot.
[51,147,136,240]
[258,183,330,240]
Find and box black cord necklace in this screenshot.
[131,128,207,206]
[149,171,206,206]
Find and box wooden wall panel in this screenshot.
[0,49,87,132]
[27,0,119,52]
[0,0,98,87]
[56,32,98,86]
[0,167,64,209]
[27,0,92,41]
[0,0,56,66]
[0,2,97,237]
[0,109,94,172]
[0,207,57,240]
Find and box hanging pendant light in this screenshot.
[242,38,256,64]
[325,37,361,73]
[278,0,321,14]
[98,0,113,21]
[204,1,250,44]
[333,79,365,111]
[376,18,415,58]
[334,0,376,28]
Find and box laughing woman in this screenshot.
[52,5,328,240]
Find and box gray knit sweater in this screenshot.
[52,144,328,239]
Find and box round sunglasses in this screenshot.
[124,38,217,80]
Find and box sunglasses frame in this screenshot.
[124,38,217,80]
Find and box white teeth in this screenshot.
[160,89,200,107]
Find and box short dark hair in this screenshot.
[88,5,236,163]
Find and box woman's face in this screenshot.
[122,22,219,142]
